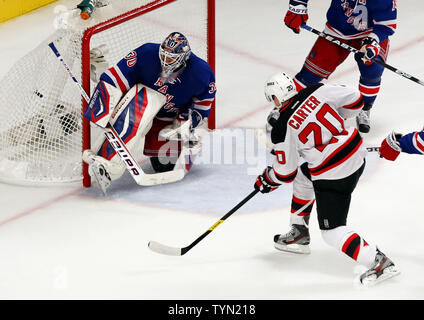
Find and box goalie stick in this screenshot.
[148,189,260,256]
[254,128,379,153]
[48,42,186,187]
[301,24,424,87]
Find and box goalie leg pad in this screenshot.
[144,118,182,157]
[92,83,167,159]
[84,80,123,128]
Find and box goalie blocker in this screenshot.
[83,82,199,193]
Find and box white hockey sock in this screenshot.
[289,195,314,226]
[290,166,315,226]
[321,226,377,268]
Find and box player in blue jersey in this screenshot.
[82,32,216,192]
[379,129,424,161]
[283,0,397,133]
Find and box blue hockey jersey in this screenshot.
[290,0,397,41]
[98,43,216,122]
[399,130,424,155]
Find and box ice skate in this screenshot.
[274,224,311,254]
[359,249,400,286]
[83,150,111,195]
[356,110,370,133]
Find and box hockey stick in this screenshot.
[300,24,424,87]
[48,42,186,186]
[254,128,379,153]
[148,189,260,256]
[365,146,380,152]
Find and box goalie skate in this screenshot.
[88,161,111,195]
[83,150,111,194]
[359,249,400,287]
[274,224,311,254]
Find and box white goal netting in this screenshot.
[0,0,211,186]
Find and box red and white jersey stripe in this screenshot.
[358,83,380,98]
[324,22,372,40]
[192,97,214,112]
[293,78,306,92]
[413,131,424,154]
[374,19,397,34]
[104,66,131,93]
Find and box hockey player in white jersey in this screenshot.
[254,72,400,285]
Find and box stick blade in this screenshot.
[148,241,183,256]
[138,169,185,186]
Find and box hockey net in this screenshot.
[0,0,215,186]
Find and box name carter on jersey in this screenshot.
[289,95,321,130]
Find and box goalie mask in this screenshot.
[264,72,297,107]
[159,32,191,77]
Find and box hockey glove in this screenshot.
[266,107,280,132]
[178,109,204,129]
[357,36,381,65]
[254,166,281,193]
[190,109,204,129]
[379,131,403,161]
[284,1,308,34]
[160,110,203,141]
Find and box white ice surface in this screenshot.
[0,0,423,299]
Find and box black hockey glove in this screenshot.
[254,166,281,193]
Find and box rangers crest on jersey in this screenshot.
[340,1,369,31]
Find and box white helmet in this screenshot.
[264,72,297,104]
[159,32,191,77]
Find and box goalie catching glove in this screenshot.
[178,109,204,129]
[159,109,204,142]
[254,166,281,193]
